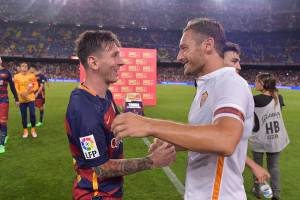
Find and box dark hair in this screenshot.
[183,18,226,57]
[20,62,28,68]
[256,73,279,106]
[30,65,37,69]
[223,42,241,55]
[75,30,121,69]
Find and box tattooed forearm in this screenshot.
[93,157,153,178]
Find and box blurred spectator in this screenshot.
[4,61,79,79]
[158,66,300,86]
[3,61,300,86]
[0,23,300,64]
[0,0,300,85]
[0,0,299,31]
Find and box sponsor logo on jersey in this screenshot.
[111,138,123,149]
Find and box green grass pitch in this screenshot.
[0,83,299,199]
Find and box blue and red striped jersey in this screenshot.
[0,69,18,103]
[35,73,47,99]
[65,85,123,200]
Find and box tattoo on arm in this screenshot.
[93,157,153,179]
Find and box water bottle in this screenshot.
[259,181,273,199]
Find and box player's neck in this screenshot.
[0,66,4,70]
[84,78,108,98]
[198,56,224,77]
[21,71,28,75]
[262,91,271,96]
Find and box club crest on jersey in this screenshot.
[80,135,100,159]
[111,137,123,149]
[200,91,208,107]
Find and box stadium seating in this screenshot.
[0,23,300,64]
[0,0,300,85]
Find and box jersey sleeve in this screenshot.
[212,76,249,124]
[66,95,109,168]
[8,72,18,102]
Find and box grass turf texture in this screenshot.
[0,83,299,199]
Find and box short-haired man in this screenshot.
[65,30,175,200]
[112,18,254,200]
[223,42,241,72]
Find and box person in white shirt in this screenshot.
[112,18,254,200]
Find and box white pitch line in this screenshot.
[142,137,185,196]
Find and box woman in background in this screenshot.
[250,73,290,200]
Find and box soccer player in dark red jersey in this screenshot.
[65,30,176,200]
[0,57,19,153]
[29,66,47,127]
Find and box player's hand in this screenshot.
[27,83,34,93]
[15,101,20,107]
[111,112,151,139]
[20,92,28,99]
[252,165,271,184]
[148,142,176,168]
[149,138,171,153]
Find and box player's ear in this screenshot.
[203,37,214,54]
[87,55,98,70]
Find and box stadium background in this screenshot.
[0,0,300,199]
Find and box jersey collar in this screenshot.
[197,67,235,82]
[78,83,97,96]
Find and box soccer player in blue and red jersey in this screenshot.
[29,66,47,127]
[0,57,19,153]
[65,30,176,200]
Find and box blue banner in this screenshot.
[48,78,79,82]
[160,81,194,86]
[48,80,300,91]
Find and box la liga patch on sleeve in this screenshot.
[80,135,100,159]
